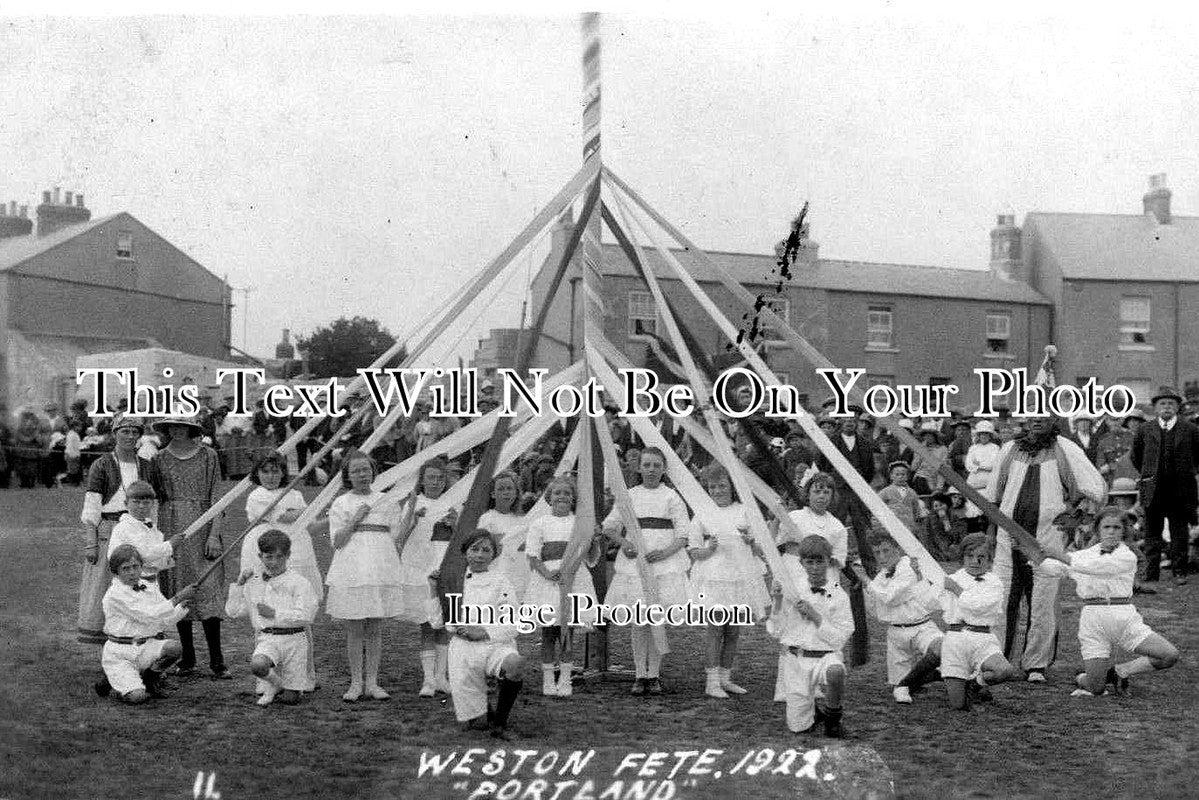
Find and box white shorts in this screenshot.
[1078,605,1153,661]
[779,650,844,732]
[253,632,309,691]
[101,637,173,696]
[940,630,1003,680]
[885,621,944,685]
[448,637,519,722]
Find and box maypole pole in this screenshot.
[574,11,610,675]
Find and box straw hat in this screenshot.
[151,417,205,437]
[1151,386,1184,405]
[974,420,996,435]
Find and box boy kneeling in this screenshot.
[226,529,319,706]
[100,544,195,704]
[940,532,1024,709]
[445,531,526,739]
[767,535,853,737]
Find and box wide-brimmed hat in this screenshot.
[1121,408,1147,426]
[152,417,205,437]
[974,420,996,435]
[110,413,144,433]
[1108,477,1138,497]
[897,418,915,430]
[1151,386,1184,405]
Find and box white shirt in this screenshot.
[102,580,188,638]
[225,569,319,632]
[1039,543,1136,600]
[765,557,853,650]
[451,569,519,644]
[865,556,939,624]
[108,514,174,578]
[940,569,1004,627]
[788,508,848,568]
[1159,417,1177,432]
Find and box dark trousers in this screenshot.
[1004,548,1034,660]
[833,490,877,573]
[1144,501,1194,580]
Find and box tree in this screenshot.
[296,316,406,378]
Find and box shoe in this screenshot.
[1070,687,1108,697]
[645,678,664,696]
[1104,667,1130,696]
[556,674,573,697]
[892,686,913,704]
[169,663,196,677]
[342,685,363,702]
[141,671,169,699]
[822,709,844,738]
[705,675,729,699]
[542,673,558,696]
[365,686,391,701]
[211,665,232,681]
[489,724,512,741]
[718,669,748,695]
[1026,669,1046,684]
[630,678,647,696]
[419,680,436,698]
[464,715,491,731]
[967,682,994,702]
[94,678,112,698]
[1175,575,1189,586]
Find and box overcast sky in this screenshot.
[4,9,1199,361]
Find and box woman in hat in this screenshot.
[78,413,162,646]
[152,417,229,678]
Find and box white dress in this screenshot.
[603,484,693,608]
[688,503,770,617]
[396,494,458,624]
[477,508,531,602]
[243,486,322,601]
[324,490,404,619]
[523,513,600,627]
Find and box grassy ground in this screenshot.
[1,483,1195,799]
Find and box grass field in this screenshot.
[1,483,1195,800]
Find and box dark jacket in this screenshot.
[1131,417,1199,510]
[818,431,876,485]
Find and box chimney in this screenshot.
[1143,173,1171,225]
[36,188,91,237]
[0,199,33,239]
[52,187,61,205]
[65,191,73,206]
[275,328,296,360]
[989,212,1025,281]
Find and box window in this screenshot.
[761,298,791,343]
[1120,297,1150,346]
[628,291,657,339]
[1119,378,1151,406]
[986,313,1011,354]
[116,230,134,259]
[867,306,893,349]
[929,376,952,386]
[866,373,895,389]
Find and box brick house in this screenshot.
[0,189,232,413]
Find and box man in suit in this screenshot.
[1132,387,1199,586]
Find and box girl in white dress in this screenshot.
[525,476,602,697]
[689,464,769,698]
[477,471,530,602]
[396,457,459,697]
[241,453,322,693]
[600,447,692,696]
[963,421,1000,530]
[243,454,321,599]
[325,451,405,702]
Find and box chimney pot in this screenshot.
[0,205,6,218]
[76,194,85,208]
[8,201,15,216]
[65,191,73,206]
[52,187,61,205]
[42,191,51,204]
[20,205,28,218]
[1142,173,1171,225]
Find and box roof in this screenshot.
[0,214,120,272]
[1025,212,1199,282]
[599,243,1051,305]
